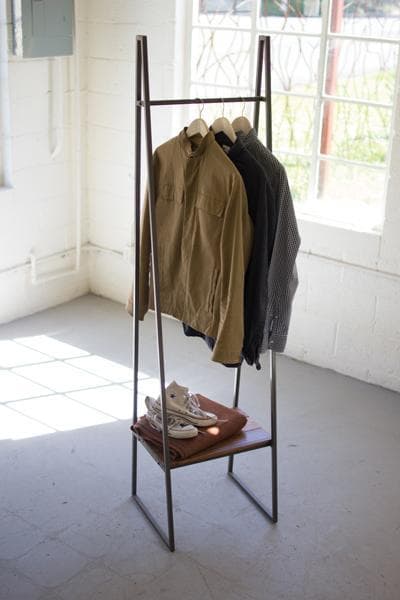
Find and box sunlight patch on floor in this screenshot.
[0,335,151,441]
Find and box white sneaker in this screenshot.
[154,381,218,427]
[145,397,198,439]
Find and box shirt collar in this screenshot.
[213,130,248,161]
[236,128,258,146]
[179,128,215,158]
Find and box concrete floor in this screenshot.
[0,294,399,600]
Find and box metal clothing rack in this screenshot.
[131,34,277,552]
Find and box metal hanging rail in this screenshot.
[137,95,265,106]
[131,34,277,552]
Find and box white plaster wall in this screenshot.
[0,0,89,324]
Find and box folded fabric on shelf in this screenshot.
[131,395,247,461]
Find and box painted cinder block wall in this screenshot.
[0,0,176,323]
[86,1,400,392]
[0,0,89,324]
[86,0,178,302]
[289,79,400,390]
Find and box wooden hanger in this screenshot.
[211,116,237,143]
[232,99,252,134]
[232,115,252,134]
[211,99,236,143]
[186,99,209,138]
[186,118,209,138]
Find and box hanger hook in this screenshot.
[241,97,246,117]
[199,98,204,119]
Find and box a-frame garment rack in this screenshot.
[131,34,277,552]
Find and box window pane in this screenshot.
[259,0,322,33]
[189,84,252,122]
[315,159,386,229]
[199,0,252,14]
[194,1,252,28]
[325,39,399,103]
[191,28,252,88]
[335,0,400,40]
[271,34,320,93]
[320,100,392,164]
[272,94,315,154]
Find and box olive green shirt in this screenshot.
[127,129,253,364]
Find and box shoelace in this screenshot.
[147,409,187,430]
[182,392,205,416]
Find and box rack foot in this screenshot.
[132,495,175,552]
[227,471,277,523]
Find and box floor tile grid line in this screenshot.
[62,389,146,423]
[11,358,133,382]
[11,542,100,595]
[9,336,90,358]
[4,507,49,537]
[0,340,65,367]
[7,362,133,396]
[2,399,56,435]
[0,343,141,382]
[0,356,55,370]
[3,373,124,400]
[2,382,142,433]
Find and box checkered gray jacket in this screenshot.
[238,129,300,353]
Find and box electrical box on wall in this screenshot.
[12,0,74,58]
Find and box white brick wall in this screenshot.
[283,68,400,391]
[85,0,177,303]
[0,0,89,323]
[1,0,400,394]
[86,1,400,393]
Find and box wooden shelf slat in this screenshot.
[133,419,271,470]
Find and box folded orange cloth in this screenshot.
[131,394,247,461]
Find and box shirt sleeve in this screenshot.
[262,166,300,353]
[126,153,159,320]
[211,175,253,364]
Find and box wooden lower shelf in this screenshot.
[133,419,271,470]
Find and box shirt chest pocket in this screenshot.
[195,192,225,218]
[160,183,183,203]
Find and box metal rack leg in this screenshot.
[270,350,278,522]
[228,351,278,522]
[131,35,175,552]
[228,36,277,524]
[131,32,142,500]
[228,366,241,473]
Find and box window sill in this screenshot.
[297,215,381,270]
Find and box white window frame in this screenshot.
[182,0,400,271]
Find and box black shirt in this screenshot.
[183,132,272,369]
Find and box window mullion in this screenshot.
[321,93,392,109]
[381,41,400,225]
[318,153,387,170]
[193,23,252,34]
[328,32,400,45]
[248,0,259,106]
[307,0,331,204]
